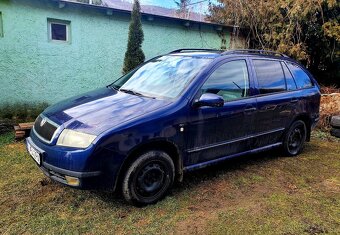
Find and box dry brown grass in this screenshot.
[0,131,339,234]
[319,93,340,130]
[320,85,340,94]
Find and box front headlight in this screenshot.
[56,129,97,148]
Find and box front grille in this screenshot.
[34,115,58,142]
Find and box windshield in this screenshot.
[111,55,212,99]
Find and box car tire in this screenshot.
[330,116,340,128]
[330,128,340,138]
[283,120,307,156]
[122,150,175,206]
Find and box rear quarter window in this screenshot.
[281,62,297,90]
[253,60,286,94]
[286,62,313,89]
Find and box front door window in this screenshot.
[201,60,249,101]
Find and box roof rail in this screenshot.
[169,48,222,53]
[222,49,290,58]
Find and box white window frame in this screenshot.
[0,12,3,38]
[48,18,71,43]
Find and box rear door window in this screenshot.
[286,62,313,89]
[253,60,286,94]
[281,62,297,90]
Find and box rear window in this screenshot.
[253,60,286,94]
[286,62,313,89]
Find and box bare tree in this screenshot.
[174,0,192,19]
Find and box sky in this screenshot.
[136,0,218,14]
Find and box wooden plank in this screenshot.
[15,135,25,138]
[14,122,34,140]
[15,130,26,140]
[15,131,25,136]
[18,122,34,130]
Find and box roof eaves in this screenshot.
[54,0,234,30]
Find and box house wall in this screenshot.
[0,0,233,105]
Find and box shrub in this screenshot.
[122,0,145,74]
[0,102,49,122]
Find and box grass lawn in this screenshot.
[0,131,339,234]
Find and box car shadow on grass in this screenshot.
[87,146,291,207]
[173,147,285,193]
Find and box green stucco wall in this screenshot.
[0,0,231,105]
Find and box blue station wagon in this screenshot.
[26,49,321,205]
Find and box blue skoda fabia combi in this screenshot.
[26,49,321,205]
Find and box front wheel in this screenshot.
[122,150,175,206]
[283,120,307,156]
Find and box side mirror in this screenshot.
[194,93,224,108]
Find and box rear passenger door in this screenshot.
[250,59,297,148]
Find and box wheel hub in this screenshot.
[136,163,165,196]
[288,127,303,153]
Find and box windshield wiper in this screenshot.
[107,84,120,90]
[119,88,143,96]
[119,88,156,99]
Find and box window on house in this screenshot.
[253,60,286,94]
[48,19,70,42]
[0,12,3,37]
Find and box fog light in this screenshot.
[65,176,80,186]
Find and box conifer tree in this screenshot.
[122,0,145,74]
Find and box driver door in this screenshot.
[185,59,257,166]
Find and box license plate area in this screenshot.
[27,141,41,165]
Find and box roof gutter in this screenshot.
[52,0,233,31]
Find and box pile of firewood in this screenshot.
[14,122,34,140]
[0,121,13,135]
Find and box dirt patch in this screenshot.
[304,224,328,234]
[174,174,280,234]
[320,178,340,193]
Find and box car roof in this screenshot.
[168,49,294,61]
[169,51,222,59]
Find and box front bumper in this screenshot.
[25,137,102,188]
[39,160,101,188]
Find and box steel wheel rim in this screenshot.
[135,161,167,198]
[288,125,304,154]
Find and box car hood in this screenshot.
[43,87,171,135]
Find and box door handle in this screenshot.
[290,98,298,103]
[244,107,257,113]
[264,105,277,110]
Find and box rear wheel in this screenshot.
[283,120,307,156]
[122,150,175,206]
